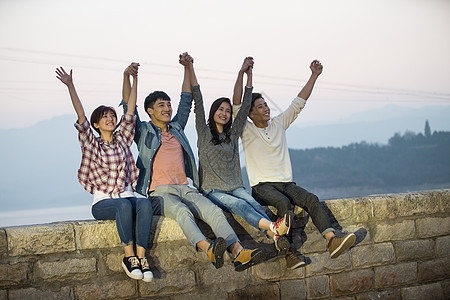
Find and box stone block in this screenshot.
[351,243,395,268]
[139,268,196,296]
[0,290,6,300]
[373,220,415,242]
[172,290,227,300]
[442,279,450,299]
[356,289,402,300]
[299,230,326,254]
[436,235,450,257]
[416,216,450,238]
[374,262,417,288]
[151,240,201,270]
[9,286,74,300]
[228,283,280,300]
[440,190,450,212]
[326,199,356,223]
[0,262,29,287]
[401,282,443,300]
[252,255,305,281]
[371,196,398,220]
[280,279,306,300]
[396,192,440,217]
[330,268,375,297]
[306,275,330,299]
[305,252,352,276]
[200,264,250,290]
[0,229,6,258]
[352,198,373,223]
[6,223,75,256]
[252,256,283,281]
[418,256,450,283]
[394,239,435,262]
[105,252,123,273]
[151,216,189,244]
[36,257,97,280]
[76,279,137,300]
[74,221,120,250]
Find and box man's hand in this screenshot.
[124,62,140,77]
[179,52,194,66]
[310,60,323,75]
[55,67,73,86]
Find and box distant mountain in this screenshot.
[0,115,91,211]
[0,104,449,211]
[241,128,450,199]
[286,105,450,149]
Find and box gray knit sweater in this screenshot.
[193,85,253,192]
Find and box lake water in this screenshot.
[0,206,94,228]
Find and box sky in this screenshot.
[0,0,449,130]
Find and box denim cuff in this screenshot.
[121,240,134,247]
[321,227,336,236]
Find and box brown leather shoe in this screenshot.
[285,248,306,270]
[327,233,356,258]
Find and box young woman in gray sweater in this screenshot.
[191,57,291,254]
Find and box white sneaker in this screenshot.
[140,257,154,282]
[122,256,143,280]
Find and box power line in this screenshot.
[1,47,450,103]
[3,47,449,97]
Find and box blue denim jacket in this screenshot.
[121,92,198,196]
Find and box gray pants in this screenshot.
[150,185,240,248]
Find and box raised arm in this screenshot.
[55,67,86,124]
[126,68,138,116]
[180,52,193,93]
[122,62,140,104]
[297,60,323,100]
[186,55,208,140]
[172,52,195,128]
[184,55,198,88]
[232,59,253,136]
[276,60,323,129]
[232,57,254,105]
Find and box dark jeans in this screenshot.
[92,197,153,249]
[252,182,334,238]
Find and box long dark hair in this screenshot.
[207,97,232,145]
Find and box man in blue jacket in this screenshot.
[121,53,265,272]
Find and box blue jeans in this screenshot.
[92,197,153,249]
[205,187,270,232]
[150,185,240,248]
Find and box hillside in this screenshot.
[243,127,450,199]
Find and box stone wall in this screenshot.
[0,190,449,299]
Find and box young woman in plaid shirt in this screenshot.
[56,64,154,282]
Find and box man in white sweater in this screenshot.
[233,60,356,269]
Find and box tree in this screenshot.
[425,120,431,138]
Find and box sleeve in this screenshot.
[231,86,253,137]
[74,119,96,148]
[120,99,143,143]
[192,85,209,143]
[232,103,242,118]
[117,114,137,146]
[171,91,193,129]
[275,97,306,129]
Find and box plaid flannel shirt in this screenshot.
[74,113,139,197]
